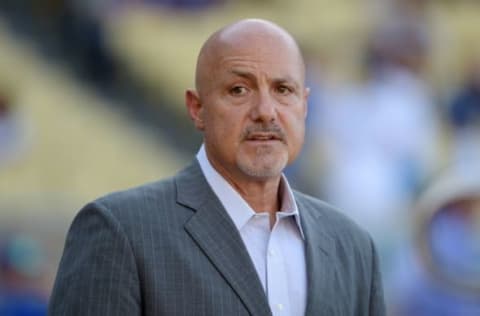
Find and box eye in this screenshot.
[229,85,248,96]
[276,85,293,95]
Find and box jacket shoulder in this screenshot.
[95,176,176,211]
[294,190,372,245]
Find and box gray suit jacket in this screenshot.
[49,161,385,315]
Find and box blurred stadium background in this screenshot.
[0,0,479,315]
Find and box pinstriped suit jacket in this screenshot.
[49,160,385,316]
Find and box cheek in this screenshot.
[204,107,243,143]
[291,123,305,149]
[287,118,305,162]
[283,107,306,134]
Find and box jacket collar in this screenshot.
[175,160,272,316]
[295,192,337,315]
[175,160,338,316]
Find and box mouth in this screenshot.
[242,124,286,145]
[246,133,283,142]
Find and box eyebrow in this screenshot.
[229,69,256,81]
[229,69,301,89]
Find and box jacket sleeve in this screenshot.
[48,202,141,316]
[369,237,386,316]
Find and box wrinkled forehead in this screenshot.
[217,25,302,67]
[196,21,305,89]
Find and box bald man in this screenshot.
[49,19,386,316]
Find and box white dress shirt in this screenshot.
[196,145,307,316]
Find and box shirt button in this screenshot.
[277,303,284,311]
[268,249,275,257]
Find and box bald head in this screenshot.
[195,19,306,93]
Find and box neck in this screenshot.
[210,160,282,212]
[226,174,282,229]
[233,177,281,213]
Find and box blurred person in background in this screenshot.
[294,1,444,311]
[49,19,385,316]
[389,171,480,316]
[305,0,441,267]
[447,59,480,174]
[0,234,48,316]
[0,93,31,168]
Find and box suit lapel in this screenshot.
[176,161,271,316]
[296,195,337,316]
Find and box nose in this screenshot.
[249,90,277,123]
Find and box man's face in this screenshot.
[188,31,308,182]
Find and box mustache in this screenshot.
[241,124,286,142]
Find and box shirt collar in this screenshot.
[196,144,305,239]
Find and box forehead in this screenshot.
[195,22,306,91]
[212,36,304,79]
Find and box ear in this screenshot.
[186,89,205,131]
[303,87,310,119]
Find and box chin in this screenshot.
[237,152,288,179]
[240,166,283,179]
